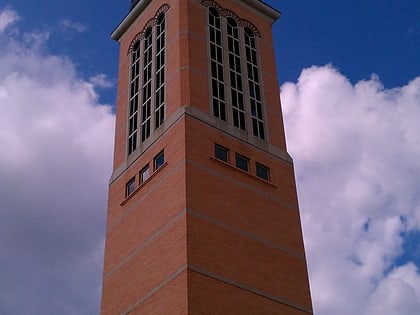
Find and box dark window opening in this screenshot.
[256,163,270,181]
[157,13,165,25]
[154,151,165,170]
[215,144,229,162]
[126,177,136,197]
[155,13,166,129]
[245,27,255,38]
[209,7,219,18]
[208,6,226,121]
[235,154,249,172]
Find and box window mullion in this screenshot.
[141,29,153,143]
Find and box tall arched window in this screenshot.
[245,27,265,140]
[127,9,167,155]
[209,7,226,121]
[206,4,266,141]
[128,42,140,154]
[227,17,246,131]
[155,13,166,128]
[141,27,153,143]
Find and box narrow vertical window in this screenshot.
[128,41,140,155]
[154,150,165,170]
[227,17,246,131]
[214,144,229,162]
[235,153,249,172]
[126,177,136,197]
[140,164,150,183]
[208,7,226,121]
[141,28,153,142]
[155,13,166,129]
[245,28,265,140]
[256,163,270,181]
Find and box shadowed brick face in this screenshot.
[101,0,313,314]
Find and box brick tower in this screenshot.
[100,0,313,314]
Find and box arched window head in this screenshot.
[132,41,140,52]
[227,17,237,28]
[157,13,165,25]
[209,7,219,18]
[145,27,152,38]
[244,27,255,38]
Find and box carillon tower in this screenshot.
[101,0,313,314]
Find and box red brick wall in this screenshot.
[188,270,309,315]
[185,115,312,312]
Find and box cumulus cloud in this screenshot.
[365,263,420,315]
[281,65,420,315]
[89,74,114,89]
[0,7,18,33]
[0,7,114,315]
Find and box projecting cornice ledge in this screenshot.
[242,0,281,21]
[111,0,280,40]
[111,0,154,41]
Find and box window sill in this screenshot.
[120,162,168,206]
[210,157,277,188]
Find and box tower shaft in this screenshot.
[101,1,313,314]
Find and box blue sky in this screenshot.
[0,1,419,314]
[8,0,419,102]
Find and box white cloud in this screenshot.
[0,7,114,315]
[89,74,114,89]
[281,65,420,315]
[60,19,88,34]
[0,7,19,33]
[365,264,420,315]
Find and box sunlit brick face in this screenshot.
[206,4,266,140]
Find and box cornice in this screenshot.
[112,0,280,41]
[241,0,281,21]
[111,0,154,41]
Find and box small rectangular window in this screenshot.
[256,163,270,181]
[126,177,136,197]
[140,164,150,183]
[235,153,249,172]
[154,150,165,171]
[215,144,228,162]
